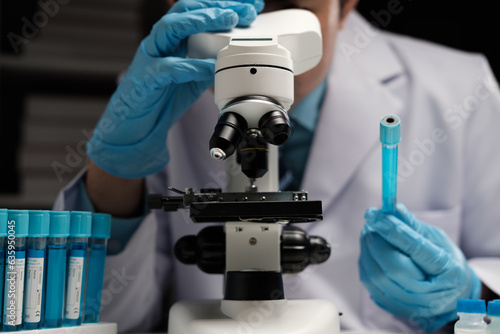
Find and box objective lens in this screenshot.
[240,134,268,179]
[209,112,247,160]
[258,110,291,146]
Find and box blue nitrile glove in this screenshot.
[359,203,481,333]
[86,0,264,178]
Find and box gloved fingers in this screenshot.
[363,228,472,296]
[164,78,216,128]
[151,57,216,85]
[364,207,379,222]
[359,239,415,305]
[363,230,429,285]
[360,235,453,306]
[360,261,458,323]
[395,203,450,244]
[369,214,451,276]
[170,0,264,16]
[359,259,416,318]
[145,8,241,57]
[108,56,215,115]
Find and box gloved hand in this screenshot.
[359,203,481,333]
[86,0,264,178]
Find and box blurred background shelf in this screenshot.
[0,0,147,208]
[0,0,498,210]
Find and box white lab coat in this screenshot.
[55,12,500,334]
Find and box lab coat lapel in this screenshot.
[301,12,406,211]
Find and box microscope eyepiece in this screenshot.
[209,112,248,161]
[259,110,291,146]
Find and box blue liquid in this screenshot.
[64,242,87,326]
[23,247,46,330]
[3,246,26,331]
[84,244,107,323]
[382,145,398,214]
[44,244,67,328]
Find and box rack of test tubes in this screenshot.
[0,209,116,333]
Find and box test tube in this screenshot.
[0,209,8,328]
[3,209,29,331]
[64,211,91,326]
[23,210,50,330]
[380,115,401,214]
[44,211,70,328]
[84,213,111,323]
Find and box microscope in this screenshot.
[149,9,341,334]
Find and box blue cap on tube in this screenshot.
[91,213,111,239]
[28,210,50,237]
[7,209,29,237]
[457,299,486,314]
[70,211,92,237]
[0,209,7,237]
[489,300,500,316]
[49,211,70,237]
[380,115,401,146]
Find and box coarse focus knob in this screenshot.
[281,226,331,273]
[174,226,225,274]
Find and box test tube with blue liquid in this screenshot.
[3,209,29,331]
[23,210,50,329]
[380,115,401,214]
[0,209,8,328]
[64,211,91,326]
[84,213,111,323]
[44,211,70,328]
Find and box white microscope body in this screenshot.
[166,9,341,334]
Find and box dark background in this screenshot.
[0,0,498,203]
[356,0,499,80]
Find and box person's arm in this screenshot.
[86,160,144,218]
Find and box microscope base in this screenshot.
[168,299,340,334]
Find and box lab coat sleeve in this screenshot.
[53,168,170,332]
[459,56,500,297]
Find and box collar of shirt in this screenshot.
[288,79,327,132]
[279,79,328,190]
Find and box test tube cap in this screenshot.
[70,211,92,237]
[488,300,500,316]
[0,208,7,237]
[457,299,486,314]
[28,210,50,237]
[91,213,111,239]
[380,115,401,146]
[7,209,29,237]
[49,211,70,237]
